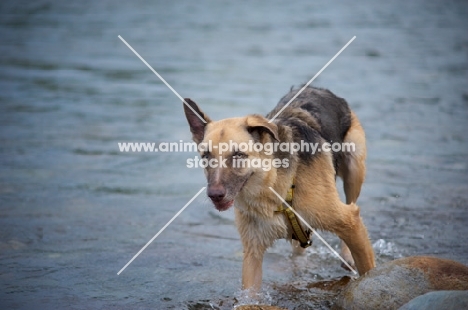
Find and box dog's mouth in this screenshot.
[213,199,234,211]
[209,172,253,212]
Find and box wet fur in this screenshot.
[183,86,375,291]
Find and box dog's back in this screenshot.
[266,86,352,170]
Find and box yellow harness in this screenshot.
[275,181,312,248]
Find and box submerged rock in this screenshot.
[333,256,468,310]
[399,290,468,310]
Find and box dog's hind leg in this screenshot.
[295,153,375,276]
[338,111,367,270]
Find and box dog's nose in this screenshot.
[207,186,226,202]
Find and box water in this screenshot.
[1,0,467,309]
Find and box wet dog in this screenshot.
[183,86,375,291]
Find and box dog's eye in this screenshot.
[232,151,247,159]
[201,152,210,159]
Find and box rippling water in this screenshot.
[1,0,467,309]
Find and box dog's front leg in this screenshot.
[242,249,264,292]
[235,208,273,292]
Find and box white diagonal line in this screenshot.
[118,35,207,124]
[269,186,358,274]
[117,187,206,275]
[268,36,356,123]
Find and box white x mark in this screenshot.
[118,35,206,123]
[269,186,358,274]
[268,36,356,123]
[117,187,206,275]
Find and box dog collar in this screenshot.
[275,180,312,248]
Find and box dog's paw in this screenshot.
[340,242,356,271]
[341,261,356,271]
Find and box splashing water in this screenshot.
[233,286,273,308]
[373,239,401,258]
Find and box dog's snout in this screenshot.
[208,186,226,202]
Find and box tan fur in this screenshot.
[183,99,375,292]
[337,111,367,268]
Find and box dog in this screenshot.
[183,86,375,292]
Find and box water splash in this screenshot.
[373,239,401,258]
[233,286,273,308]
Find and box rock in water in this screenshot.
[399,290,468,310]
[333,256,468,310]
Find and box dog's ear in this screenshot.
[183,98,212,144]
[246,115,279,142]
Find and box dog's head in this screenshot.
[183,98,279,211]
